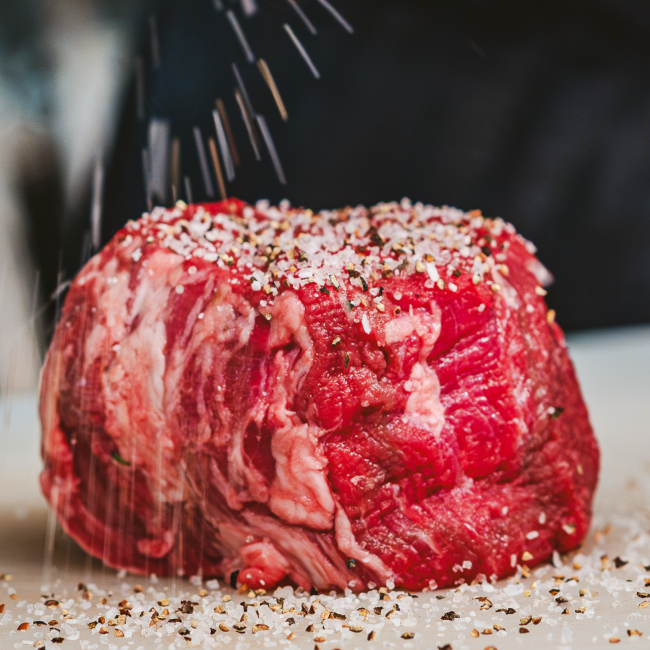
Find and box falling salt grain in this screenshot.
[175,285,184,294]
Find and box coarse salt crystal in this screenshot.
[425,262,439,283]
[362,314,371,334]
[526,531,539,540]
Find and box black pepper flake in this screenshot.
[614,557,628,568]
[347,269,360,279]
[51,639,64,644]
[319,286,330,295]
[111,451,131,466]
[179,603,194,614]
[379,593,390,601]
[481,246,492,257]
[452,269,461,278]
[637,592,650,598]
[306,624,314,633]
[436,595,445,600]
[555,597,568,604]
[210,628,216,635]
[378,287,384,297]
[441,611,460,621]
[178,628,190,636]
[359,276,368,292]
[519,628,530,634]
[230,570,239,589]
[401,633,414,640]
[346,559,357,569]
[550,407,564,420]
[438,645,452,650]
[310,586,318,596]
[549,589,560,595]
[286,618,295,625]
[346,300,355,312]
[343,352,350,370]
[374,607,383,615]
[366,227,385,247]
[298,250,308,262]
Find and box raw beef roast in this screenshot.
[40,198,599,591]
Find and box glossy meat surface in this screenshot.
[40,199,598,590]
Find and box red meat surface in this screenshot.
[39,198,599,591]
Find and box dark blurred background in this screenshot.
[3,0,650,387]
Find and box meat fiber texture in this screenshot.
[39,198,599,592]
